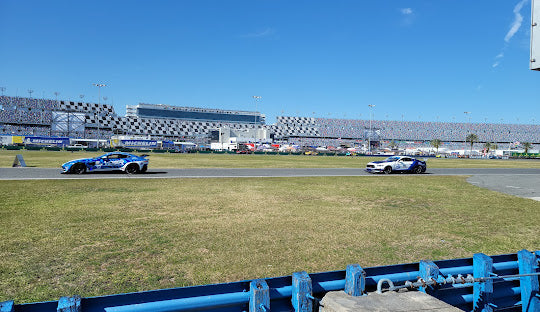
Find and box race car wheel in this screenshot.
[125,164,139,174]
[383,166,392,174]
[414,166,423,174]
[140,164,148,173]
[71,163,86,174]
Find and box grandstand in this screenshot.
[0,96,267,144]
[123,103,265,143]
[127,103,265,124]
[1,95,539,150]
[272,115,540,150]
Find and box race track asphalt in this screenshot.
[1,167,540,201]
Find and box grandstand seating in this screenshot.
[273,115,540,146]
[1,95,538,150]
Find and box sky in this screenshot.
[1,0,539,125]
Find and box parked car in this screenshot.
[365,156,426,174]
[61,152,149,174]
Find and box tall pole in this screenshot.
[27,89,33,109]
[464,111,471,124]
[252,96,261,125]
[93,83,106,149]
[53,92,60,112]
[464,111,471,153]
[0,87,4,110]
[252,95,261,145]
[368,104,375,154]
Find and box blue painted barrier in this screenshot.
[4,250,539,312]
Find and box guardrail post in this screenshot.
[517,249,539,312]
[250,279,270,312]
[473,253,494,312]
[344,264,365,296]
[0,301,14,312]
[57,296,81,312]
[419,260,439,294]
[292,271,312,312]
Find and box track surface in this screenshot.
[2,167,539,201]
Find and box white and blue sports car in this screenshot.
[61,152,149,174]
[365,156,426,174]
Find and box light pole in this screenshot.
[53,92,60,112]
[93,83,106,148]
[464,111,471,151]
[0,87,4,110]
[27,89,33,108]
[368,104,375,154]
[464,111,471,123]
[252,95,261,145]
[252,96,261,125]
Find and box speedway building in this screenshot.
[1,95,539,150]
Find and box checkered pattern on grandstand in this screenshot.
[1,95,539,147]
[273,116,319,137]
[272,115,540,144]
[59,100,114,115]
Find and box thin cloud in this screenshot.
[399,8,415,26]
[492,0,528,68]
[241,28,276,39]
[505,0,528,43]
[492,52,504,67]
[401,8,413,15]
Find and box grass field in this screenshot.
[1,176,538,303]
[1,149,539,169]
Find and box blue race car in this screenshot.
[61,152,149,174]
[365,156,426,174]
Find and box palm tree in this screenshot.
[430,139,442,154]
[483,142,491,154]
[388,140,398,150]
[466,133,478,155]
[522,142,532,154]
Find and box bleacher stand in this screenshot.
[272,115,539,150]
[1,95,539,150]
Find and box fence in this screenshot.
[1,249,538,312]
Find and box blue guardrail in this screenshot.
[1,249,538,312]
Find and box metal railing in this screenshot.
[1,249,538,312]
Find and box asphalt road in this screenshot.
[1,167,539,201]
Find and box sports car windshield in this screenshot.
[384,156,400,162]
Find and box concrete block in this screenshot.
[320,290,461,312]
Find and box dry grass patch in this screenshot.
[0,176,538,303]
